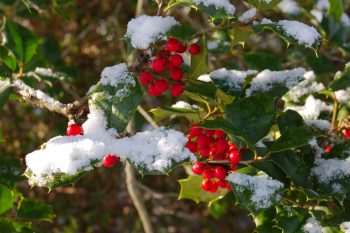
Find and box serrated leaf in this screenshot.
[167,24,196,41]
[269,150,310,188]
[225,93,276,145]
[166,0,195,11]
[275,205,310,233]
[253,208,281,233]
[327,140,350,159]
[243,51,282,71]
[190,36,209,79]
[277,110,305,134]
[227,27,252,47]
[329,69,350,91]
[0,159,23,189]
[270,126,320,152]
[251,160,289,184]
[329,0,344,21]
[178,175,227,203]
[0,186,19,214]
[253,22,321,50]
[186,79,217,99]
[17,199,55,222]
[4,20,40,64]
[245,0,282,10]
[89,74,142,133]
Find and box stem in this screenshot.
[125,162,154,233]
[137,106,159,128]
[330,93,339,132]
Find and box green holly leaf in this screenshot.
[3,20,40,64]
[0,46,17,71]
[227,27,253,47]
[329,0,344,21]
[0,186,19,214]
[178,175,227,203]
[150,106,205,122]
[253,208,281,233]
[326,140,350,159]
[277,110,305,134]
[0,159,23,189]
[253,22,321,50]
[89,70,142,133]
[0,218,16,233]
[167,24,196,41]
[329,68,350,91]
[186,79,217,99]
[270,126,320,152]
[275,205,310,233]
[269,150,310,188]
[190,36,210,79]
[17,199,55,222]
[166,0,195,11]
[225,93,276,146]
[245,0,282,10]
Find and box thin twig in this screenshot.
[137,106,159,128]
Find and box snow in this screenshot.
[25,109,195,187]
[193,0,235,14]
[125,15,178,49]
[312,156,350,185]
[286,95,333,120]
[316,0,329,11]
[277,20,321,48]
[12,80,65,112]
[278,0,300,15]
[246,68,306,96]
[302,218,323,233]
[238,8,257,23]
[340,222,350,233]
[171,101,198,110]
[99,63,136,99]
[227,172,284,210]
[305,119,331,131]
[335,88,350,104]
[210,68,257,93]
[197,74,212,82]
[284,71,325,102]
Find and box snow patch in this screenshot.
[194,0,235,14]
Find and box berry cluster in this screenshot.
[345,129,350,139]
[185,126,246,193]
[139,38,201,97]
[66,125,119,168]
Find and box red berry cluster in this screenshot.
[345,129,350,139]
[102,154,120,168]
[139,38,201,97]
[66,124,83,136]
[185,126,246,193]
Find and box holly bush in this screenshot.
[1,0,350,232]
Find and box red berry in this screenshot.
[226,182,233,191]
[162,50,171,56]
[229,144,238,152]
[216,139,228,153]
[154,79,169,93]
[167,38,181,52]
[192,162,205,175]
[217,179,227,188]
[214,129,226,138]
[214,152,225,160]
[148,83,161,96]
[209,146,217,157]
[189,44,201,55]
[170,68,184,81]
[209,181,219,193]
[205,129,215,136]
[197,134,210,146]
[201,179,213,191]
[186,141,197,153]
[170,83,184,97]
[190,126,202,136]
[229,151,242,164]
[214,166,227,179]
[324,145,332,153]
[152,58,165,73]
[199,146,210,157]
[230,163,238,171]
[169,54,184,67]
[102,154,120,168]
[177,43,187,53]
[139,72,153,86]
[203,167,215,179]
[67,124,83,136]
[345,129,350,139]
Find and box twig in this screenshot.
[137,106,159,128]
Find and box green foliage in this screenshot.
[190,36,210,79]
[0,79,11,110]
[0,186,19,214]
[17,199,55,222]
[243,51,282,70]
[244,0,282,10]
[329,65,350,91]
[329,0,344,21]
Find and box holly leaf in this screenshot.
[17,199,55,222]
[167,24,196,41]
[0,159,23,189]
[243,51,282,71]
[225,93,276,146]
[178,175,227,203]
[190,36,209,79]
[329,68,350,91]
[0,79,11,110]
[227,27,253,47]
[244,0,282,10]
[89,73,142,133]
[150,106,205,122]
[253,208,281,233]
[3,20,40,64]
[326,140,350,159]
[329,0,344,21]
[277,110,305,134]
[270,126,320,152]
[275,205,310,233]
[0,186,19,214]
